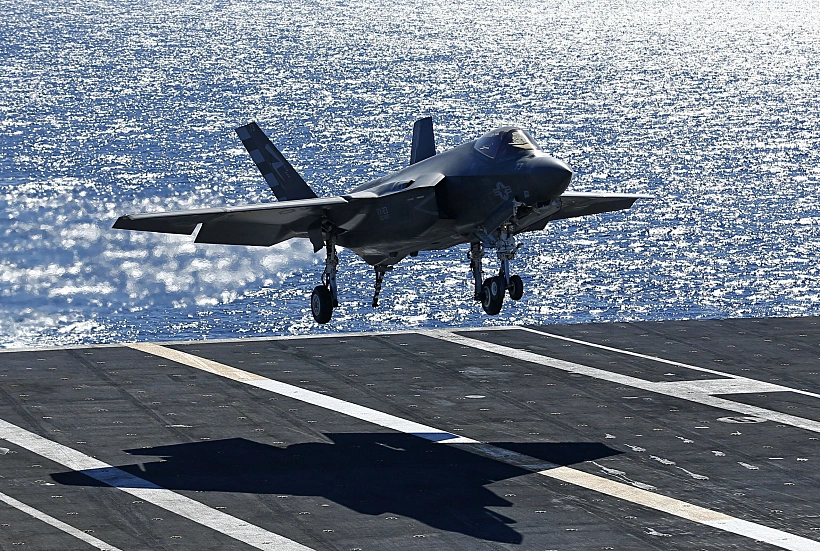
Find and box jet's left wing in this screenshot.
[515,191,650,234]
[113,196,355,247]
[552,191,651,220]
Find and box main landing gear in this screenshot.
[469,225,524,316]
[310,231,394,324]
[311,233,338,324]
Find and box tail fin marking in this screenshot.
[236,122,318,201]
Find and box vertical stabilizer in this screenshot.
[235,122,318,201]
[410,117,436,165]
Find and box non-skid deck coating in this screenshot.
[1,317,819,550]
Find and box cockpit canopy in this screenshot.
[473,126,541,160]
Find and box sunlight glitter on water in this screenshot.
[0,0,818,347]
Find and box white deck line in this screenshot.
[653,379,787,395]
[0,324,528,354]
[0,490,123,551]
[0,327,454,354]
[520,326,820,400]
[543,468,820,551]
[129,342,475,444]
[129,342,820,551]
[429,331,820,434]
[0,419,313,551]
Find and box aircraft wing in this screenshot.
[514,191,650,234]
[113,196,354,246]
[553,192,650,220]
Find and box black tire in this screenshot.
[509,274,524,301]
[311,285,333,324]
[481,276,504,315]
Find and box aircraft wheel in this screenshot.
[311,285,333,324]
[509,275,524,301]
[481,276,505,315]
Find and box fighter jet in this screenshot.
[114,118,648,323]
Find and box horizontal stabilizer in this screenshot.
[235,122,317,201]
[410,117,435,165]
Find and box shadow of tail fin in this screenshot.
[236,122,318,201]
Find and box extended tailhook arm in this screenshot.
[372,266,392,307]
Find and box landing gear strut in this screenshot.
[311,233,338,324]
[372,265,392,307]
[469,241,485,302]
[310,233,396,322]
[470,224,524,316]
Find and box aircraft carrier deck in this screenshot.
[1,317,819,550]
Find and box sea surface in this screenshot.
[1,0,818,348]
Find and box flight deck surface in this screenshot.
[1,317,819,550]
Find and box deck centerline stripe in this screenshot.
[543,468,817,550]
[0,419,312,551]
[129,342,476,445]
[517,327,741,377]
[129,342,820,551]
[429,331,820,434]
[0,490,123,551]
[519,326,820,400]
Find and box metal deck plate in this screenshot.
[1,317,819,550]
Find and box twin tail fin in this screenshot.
[410,116,436,165]
[235,122,317,201]
[238,117,437,200]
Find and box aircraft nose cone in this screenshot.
[539,156,573,176]
[532,155,573,187]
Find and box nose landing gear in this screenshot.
[508,274,524,301]
[470,224,524,316]
[481,275,506,315]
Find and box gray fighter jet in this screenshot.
[114,118,648,323]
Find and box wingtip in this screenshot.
[112,215,132,230]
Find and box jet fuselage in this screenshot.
[337,136,572,265]
[113,119,646,323]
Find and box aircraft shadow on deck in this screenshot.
[51,434,620,544]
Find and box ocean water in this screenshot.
[1,0,818,348]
